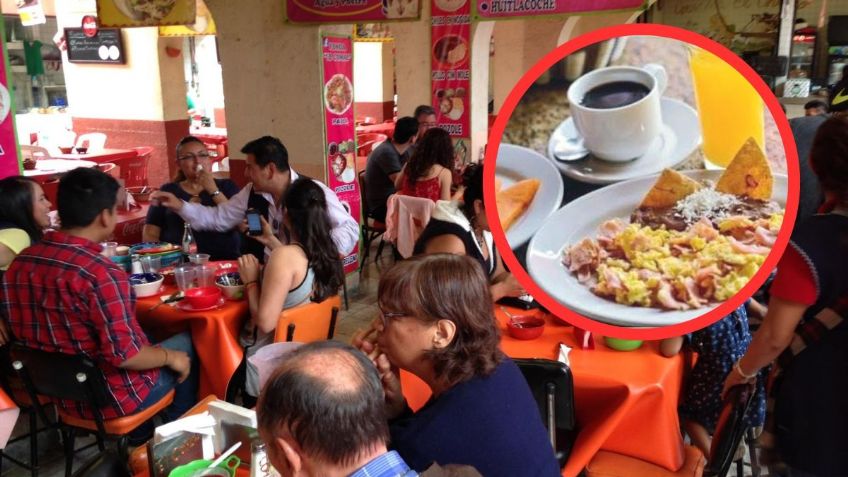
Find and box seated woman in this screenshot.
[237,178,343,404]
[394,128,453,203]
[414,164,523,301]
[143,136,240,260]
[0,176,51,271]
[354,254,559,476]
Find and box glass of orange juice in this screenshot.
[689,47,764,169]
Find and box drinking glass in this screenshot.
[196,264,218,288]
[101,242,118,257]
[175,265,197,291]
[688,46,764,169]
[188,253,210,265]
[140,255,161,274]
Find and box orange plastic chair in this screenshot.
[96,163,120,179]
[9,344,175,476]
[113,149,151,188]
[273,295,342,343]
[585,446,705,477]
[356,133,388,157]
[41,179,59,210]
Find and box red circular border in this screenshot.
[483,24,800,340]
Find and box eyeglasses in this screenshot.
[379,308,406,327]
[178,152,210,161]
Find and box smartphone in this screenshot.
[246,209,263,236]
[496,294,539,310]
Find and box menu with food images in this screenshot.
[321,35,361,274]
[96,0,196,27]
[474,0,644,20]
[0,20,20,180]
[286,0,420,23]
[431,0,470,167]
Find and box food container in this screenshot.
[184,286,222,309]
[604,337,643,351]
[168,456,240,477]
[130,242,183,268]
[129,273,164,298]
[506,315,545,340]
[215,272,245,301]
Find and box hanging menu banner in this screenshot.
[320,35,361,274]
[96,0,196,27]
[18,0,47,26]
[474,0,644,20]
[431,0,470,167]
[286,0,419,23]
[0,21,20,179]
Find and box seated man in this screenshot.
[257,341,480,477]
[365,116,418,222]
[3,168,197,433]
[154,136,359,262]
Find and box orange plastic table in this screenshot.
[356,121,395,137]
[52,148,139,164]
[136,285,248,400]
[0,388,19,449]
[400,307,686,476]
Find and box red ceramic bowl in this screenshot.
[184,286,222,309]
[506,316,545,340]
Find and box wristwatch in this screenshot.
[210,189,222,197]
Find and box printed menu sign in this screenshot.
[18,0,47,26]
[97,0,196,27]
[431,0,470,168]
[321,35,360,274]
[65,28,126,64]
[0,21,20,179]
[474,0,644,19]
[287,0,420,23]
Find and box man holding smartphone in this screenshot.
[152,136,359,262]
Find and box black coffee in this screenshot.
[581,81,650,109]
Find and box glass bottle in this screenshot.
[181,223,197,255]
[250,440,280,477]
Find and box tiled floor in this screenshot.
[0,245,773,476]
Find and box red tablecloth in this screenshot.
[52,148,139,164]
[135,284,248,400]
[112,203,150,245]
[400,307,686,476]
[356,122,395,137]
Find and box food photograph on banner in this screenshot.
[96,0,197,27]
[287,0,420,23]
[322,35,361,273]
[432,0,470,169]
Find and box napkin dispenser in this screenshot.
[573,327,595,350]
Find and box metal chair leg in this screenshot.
[30,409,38,477]
[62,427,75,477]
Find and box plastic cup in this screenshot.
[188,253,210,265]
[101,241,118,257]
[175,265,197,291]
[140,255,161,273]
[196,264,218,288]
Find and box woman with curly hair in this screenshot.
[394,128,453,203]
[354,254,559,477]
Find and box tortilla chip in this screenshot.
[715,138,773,200]
[497,179,540,231]
[639,169,703,208]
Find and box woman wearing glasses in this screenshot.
[354,254,559,477]
[143,136,241,260]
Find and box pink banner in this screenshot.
[475,0,644,19]
[321,35,361,275]
[287,0,420,23]
[431,0,470,140]
[0,25,20,180]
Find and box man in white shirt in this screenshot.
[152,136,359,261]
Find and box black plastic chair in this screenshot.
[71,449,130,477]
[358,170,387,273]
[704,383,756,477]
[9,343,174,477]
[514,358,576,467]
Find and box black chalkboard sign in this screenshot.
[65,28,126,64]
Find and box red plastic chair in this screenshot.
[110,148,151,188]
[96,163,120,179]
[40,179,59,210]
[356,133,388,157]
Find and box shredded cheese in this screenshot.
[674,188,741,224]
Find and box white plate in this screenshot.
[526,170,788,328]
[547,98,701,184]
[496,144,564,249]
[0,84,10,124]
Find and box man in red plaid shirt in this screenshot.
[2,168,197,434]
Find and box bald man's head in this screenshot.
[257,341,389,468]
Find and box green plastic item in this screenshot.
[604,337,644,351]
[168,456,240,477]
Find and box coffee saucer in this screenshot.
[546,97,701,185]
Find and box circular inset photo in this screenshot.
[108,45,120,60]
[328,142,339,156]
[113,0,177,21]
[434,0,467,12]
[433,35,469,68]
[324,74,353,116]
[0,84,11,124]
[98,45,109,60]
[486,26,798,337]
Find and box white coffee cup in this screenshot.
[567,64,667,162]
